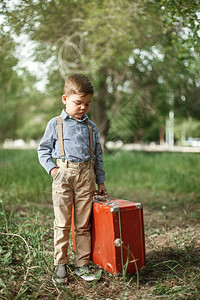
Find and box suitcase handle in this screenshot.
[93,191,110,202]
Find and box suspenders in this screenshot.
[86,120,94,161]
[57,116,93,161]
[57,116,65,161]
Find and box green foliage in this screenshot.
[175,117,200,140]
[0,29,21,142]
[1,0,200,143]
[0,26,45,142]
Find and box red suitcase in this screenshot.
[91,196,146,275]
[72,196,146,275]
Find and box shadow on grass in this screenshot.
[138,246,200,285]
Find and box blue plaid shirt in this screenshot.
[37,109,105,184]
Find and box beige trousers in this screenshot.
[52,159,96,266]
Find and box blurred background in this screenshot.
[0,0,200,149]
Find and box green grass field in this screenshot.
[0,149,200,299]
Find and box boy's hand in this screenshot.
[50,167,59,178]
[97,183,107,195]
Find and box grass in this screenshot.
[105,150,200,194]
[0,149,200,299]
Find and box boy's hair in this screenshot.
[64,73,94,96]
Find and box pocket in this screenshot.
[52,168,61,180]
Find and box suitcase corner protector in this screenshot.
[110,206,120,213]
[135,203,143,209]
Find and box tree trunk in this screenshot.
[159,127,165,145]
[90,69,109,152]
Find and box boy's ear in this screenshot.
[62,95,67,105]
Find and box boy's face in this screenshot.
[62,93,93,120]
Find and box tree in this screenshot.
[2,0,200,145]
[0,28,23,142]
[0,24,44,142]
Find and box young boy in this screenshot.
[37,73,106,283]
